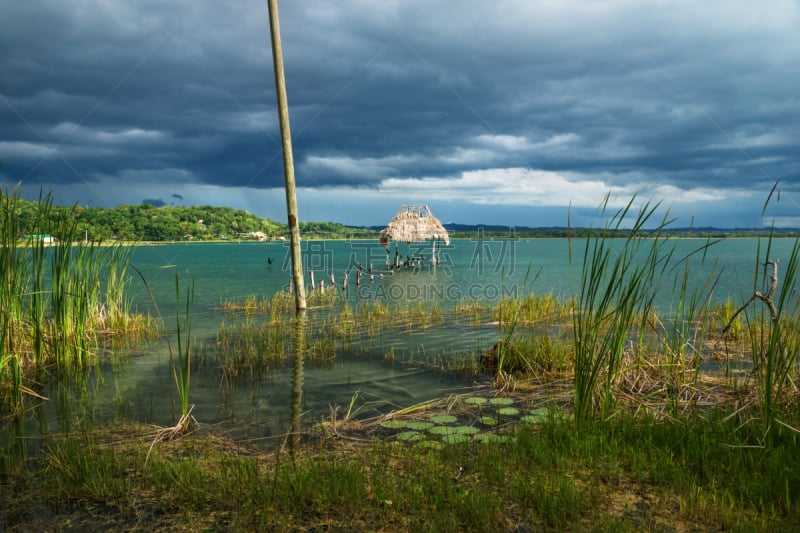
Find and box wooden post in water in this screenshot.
[267,0,306,311]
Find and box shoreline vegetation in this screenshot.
[5,193,800,243]
[2,189,800,531]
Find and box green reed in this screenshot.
[336,303,356,339]
[454,297,486,327]
[48,209,109,366]
[707,298,744,339]
[28,192,51,367]
[0,352,23,411]
[496,265,535,376]
[504,332,573,373]
[570,196,674,424]
[307,315,337,363]
[0,188,26,361]
[103,244,134,332]
[493,292,573,326]
[656,239,719,413]
[744,233,800,440]
[0,188,155,413]
[216,315,291,380]
[171,273,194,418]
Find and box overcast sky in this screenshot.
[1,1,799,228]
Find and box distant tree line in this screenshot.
[5,192,796,243]
[5,195,377,242]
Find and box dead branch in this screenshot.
[722,259,778,336]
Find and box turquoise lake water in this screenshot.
[12,237,798,445]
[129,237,787,313]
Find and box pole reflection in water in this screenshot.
[288,310,307,457]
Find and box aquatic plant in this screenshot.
[171,273,195,421]
[0,188,152,413]
[653,238,719,414]
[570,196,674,424]
[495,265,538,379]
[742,235,800,440]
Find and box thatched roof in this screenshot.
[379,205,450,246]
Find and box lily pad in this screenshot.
[380,420,406,429]
[441,433,471,444]
[429,425,457,435]
[406,421,435,431]
[489,397,514,406]
[453,425,481,435]
[480,416,499,426]
[396,431,425,442]
[464,397,488,405]
[430,414,458,424]
[418,440,444,450]
[521,408,550,424]
[497,407,520,416]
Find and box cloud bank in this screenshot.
[1,0,798,226]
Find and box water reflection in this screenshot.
[289,311,306,455]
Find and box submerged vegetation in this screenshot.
[0,188,158,413]
[2,189,800,530]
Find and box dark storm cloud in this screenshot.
[1,1,799,225]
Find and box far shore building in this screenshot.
[23,234,56,244]
[242,231,268,241]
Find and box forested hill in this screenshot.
[7,197,377,241]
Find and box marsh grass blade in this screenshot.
[571,195,676,424]
[746,231,800,440]
[172,273,195,419]
[496,264,538,377]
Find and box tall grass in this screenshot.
[744,233,800,439]
[0,189,26,361]
[496,265,537,377]
[0,189,26,409]
[657,239,719,413]
[0,187,150,413]
[570,196,676,423]
[172,273,194,419]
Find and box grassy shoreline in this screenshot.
[2,402,798,532]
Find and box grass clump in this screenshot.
[0,188,157,414]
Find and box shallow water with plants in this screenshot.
[3,199,800,530]
[3,236,800,441]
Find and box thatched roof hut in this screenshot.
[379,205,450,246]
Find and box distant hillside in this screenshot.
[6,196,376,241]
[7,193,797,242]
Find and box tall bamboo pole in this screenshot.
[267,0,306,311]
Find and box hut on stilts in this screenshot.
[379,205,450,268]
